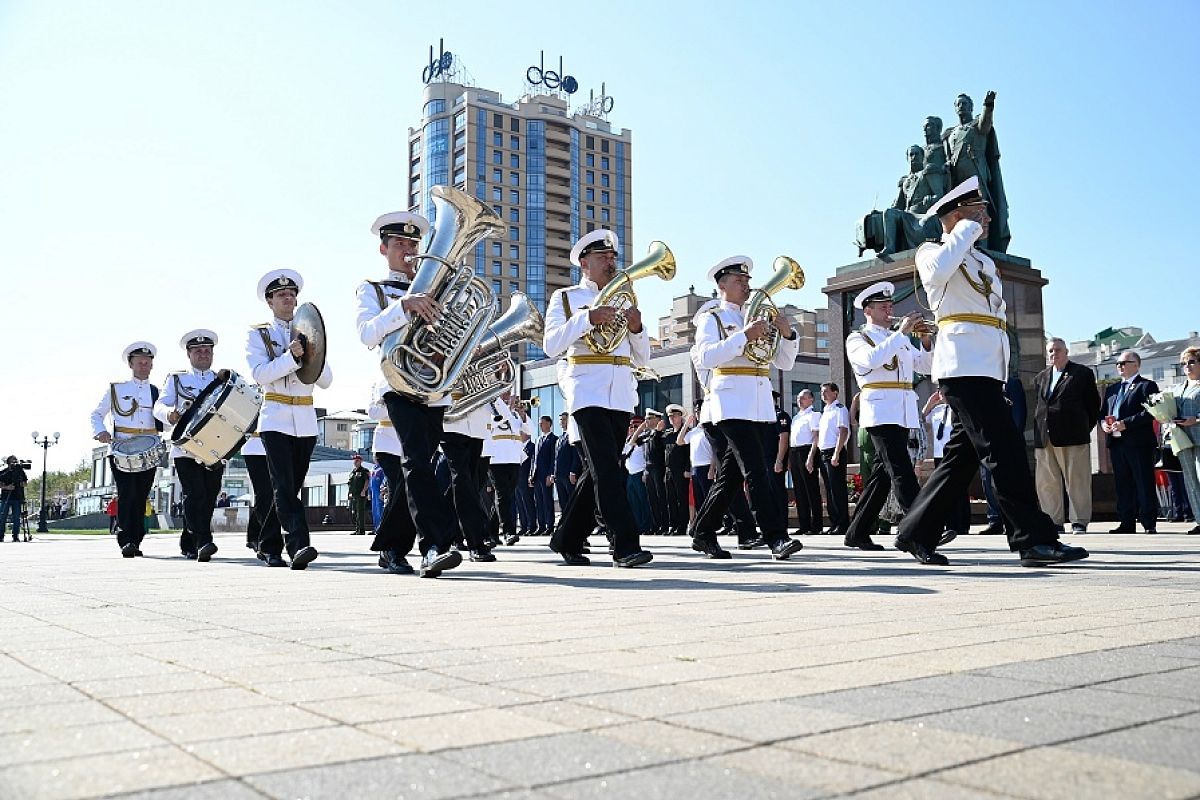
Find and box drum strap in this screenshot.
[253,324,277,359]
[151,385,163,432]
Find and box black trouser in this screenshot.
[693,419,788,545]
[694,423,757,541]
[109,458,156,548]
[383,393,456,555]
[644,465,667,531]
[554,471,574,513]
[898,377,1059,552]
[370,451,420,556]
[763,428,788,525]
[174,457,224,551]
[489,462,519,538]
[1110,444,1159,530]
[845,425,919,543]
[788,445,823,533]
[550,406,642,559]
[691,465,713,511]
[819,447,849,535]
[933,456,972,534]
[259,431,316,557]
[665,466,689,534]
[244,452,280,553]
[516,465,534,532]
[532,474,555,530]
[441,432,489,551]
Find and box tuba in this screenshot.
[742,256,805,365]
[381,186,504,401]
[444,292,545,422]
[582,240,676,353]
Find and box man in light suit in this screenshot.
[1033,338,1100,534]
[531,415,558,535]
[1102,350,1160,533]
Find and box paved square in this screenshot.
[1,529,1199,799]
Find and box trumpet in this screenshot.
[889,315,938,335]
[519,396,540,414]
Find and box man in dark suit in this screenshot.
[531,415,558,535]
[553,411,581,513]
[516,436,535,536]
[1102,350,1160,533]
[1034,338,1101,534]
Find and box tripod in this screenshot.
[20,501,32,542]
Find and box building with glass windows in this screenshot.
[407,81,633,357]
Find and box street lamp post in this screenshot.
[30,432,60,533]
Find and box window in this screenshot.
[491,204,502,216]
[817,338,829,349]
[509,263,519,277]
[336,423,348,432]
[510,118,520,132]
[492,168,502,182]
[509,244,519,259]
[600,190,609,204]
[586,153,594,167]
[586,170,594,184]
[586,205,595,219]
[491,187,502,201]
[492,260,502,275]
[492,150,502,164]
[509,281,520,293]
[424,99,446,116]
[586,135,594,149]
[585,188,594,201]
[493,113,503,127]
[586,222,595,232]
[509,207,519,222]
[601,156,610,170]
[510,153,519,168]
[453,132,465,149]
[491,242,502,256]
[453,168,465,185]
[601,174,610,187]
[509,189,519,203]
[510,135,519,149]
[454,112,465,131]
[601,208,610,222]
[509,226,519,241]
[492,131,503,146]
[410,140,421,157]
[509,171,519,186]
[601,139,610,153]
[492,279,502,294]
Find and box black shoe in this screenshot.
[1188,525,1200,535]
[182,551,199,560]
[263,553,287,567]
[558,551,590,566]
[613,550,653,568]
[503,534,520,546]
[737,537,765,550]
[469,548,497,563]
[1144,527,1158,534]
[821,526,839,535]
[379,551,414,574]
[484,537,500,549]
[894,537,949,566]
[1070,523,1088,534]
[937,531,958,547]
[120,543,138,558]
[692,538,732,559]
[770,538,804,560]
[135,549,144,557]
[196,542,218,562]
[979,522,1005,535]
[419,547,462,578]
[845,537,886,551]
[245,542,258,551]
[1108,525,1136,534]
[350,531,366,535]
[1019,542,1089,567]
[290,546,319,570]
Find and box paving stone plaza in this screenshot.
[2,530,1199,799]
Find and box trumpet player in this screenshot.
[842,282,932,551]
[356,211,462,578]
[690,257,803,561]
[153,329,222,562]
[543,229,653,567]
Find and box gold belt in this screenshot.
[861,382,913,391]
[377,420,393,428]
[114,425,157,435]
[493,434,521,441]
[264,393,314,406]
[247,432,260,438]
[713,367,770,378]
[938,313,1008,331]
[568,355,632,366]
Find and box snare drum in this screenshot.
[111,435,167,473]
[172,369,264,466]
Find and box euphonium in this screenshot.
[742,256,806,365]
[444,292,545,422]
[582,240,676,353]
[381,186,504,401]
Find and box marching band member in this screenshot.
[442,403,498,562]
[487,391,529,546]
[544,229,653,567]
[367,380,420,574]
[895,177,1088,567]
[842,282,932,551]
[153,329,222,562]
[90,342,161,558]
[356,211,461,578]
[246,269,331,571]
[690,256,803,561]
[241,431,282,565]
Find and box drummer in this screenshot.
[246,269,333,570]
[153,329,222,562]
[90,341,162,558]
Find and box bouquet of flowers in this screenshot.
[1144,392,1193,455]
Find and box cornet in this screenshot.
[889,315,938,335]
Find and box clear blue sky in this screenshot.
[2,0,1197,469]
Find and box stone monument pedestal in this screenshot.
[823,248,1048,453]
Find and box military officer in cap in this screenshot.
[843,283,932,551]
[356,210,463,578]
[487,391,531,546]
[241,431,282,565]
[246,269,332,570]
[690,256,804,560]
[544,228,653,567]
[895,177,1088,567]
[442,403,499,562]
[90,341,162,557]
[154,329,223,561]
[365,379,420,574]
[663,403,691,536]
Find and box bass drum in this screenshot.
[172,369,263,466]
[111,435,167,473]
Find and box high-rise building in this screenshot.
[407,74,632,356]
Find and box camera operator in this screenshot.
[0,456,30,542]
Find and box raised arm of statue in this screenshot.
[979,90,996,136]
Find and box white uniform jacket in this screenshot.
[916,219,1009,382]
[847,323,933,429]
[543,278,650,414]
[369,398,403,457]
[790,406,820,448]
[694,301,800,424]
[624,437,647,475]
[245,317,333,437]
[443,405,493,440]
[153,368,217,460]
[90,378,160,456]
[488,403,529,465]
[684,426,713,468]
[356,273,451,408]
[241,433,265,457]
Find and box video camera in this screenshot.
[16,459,32,470]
